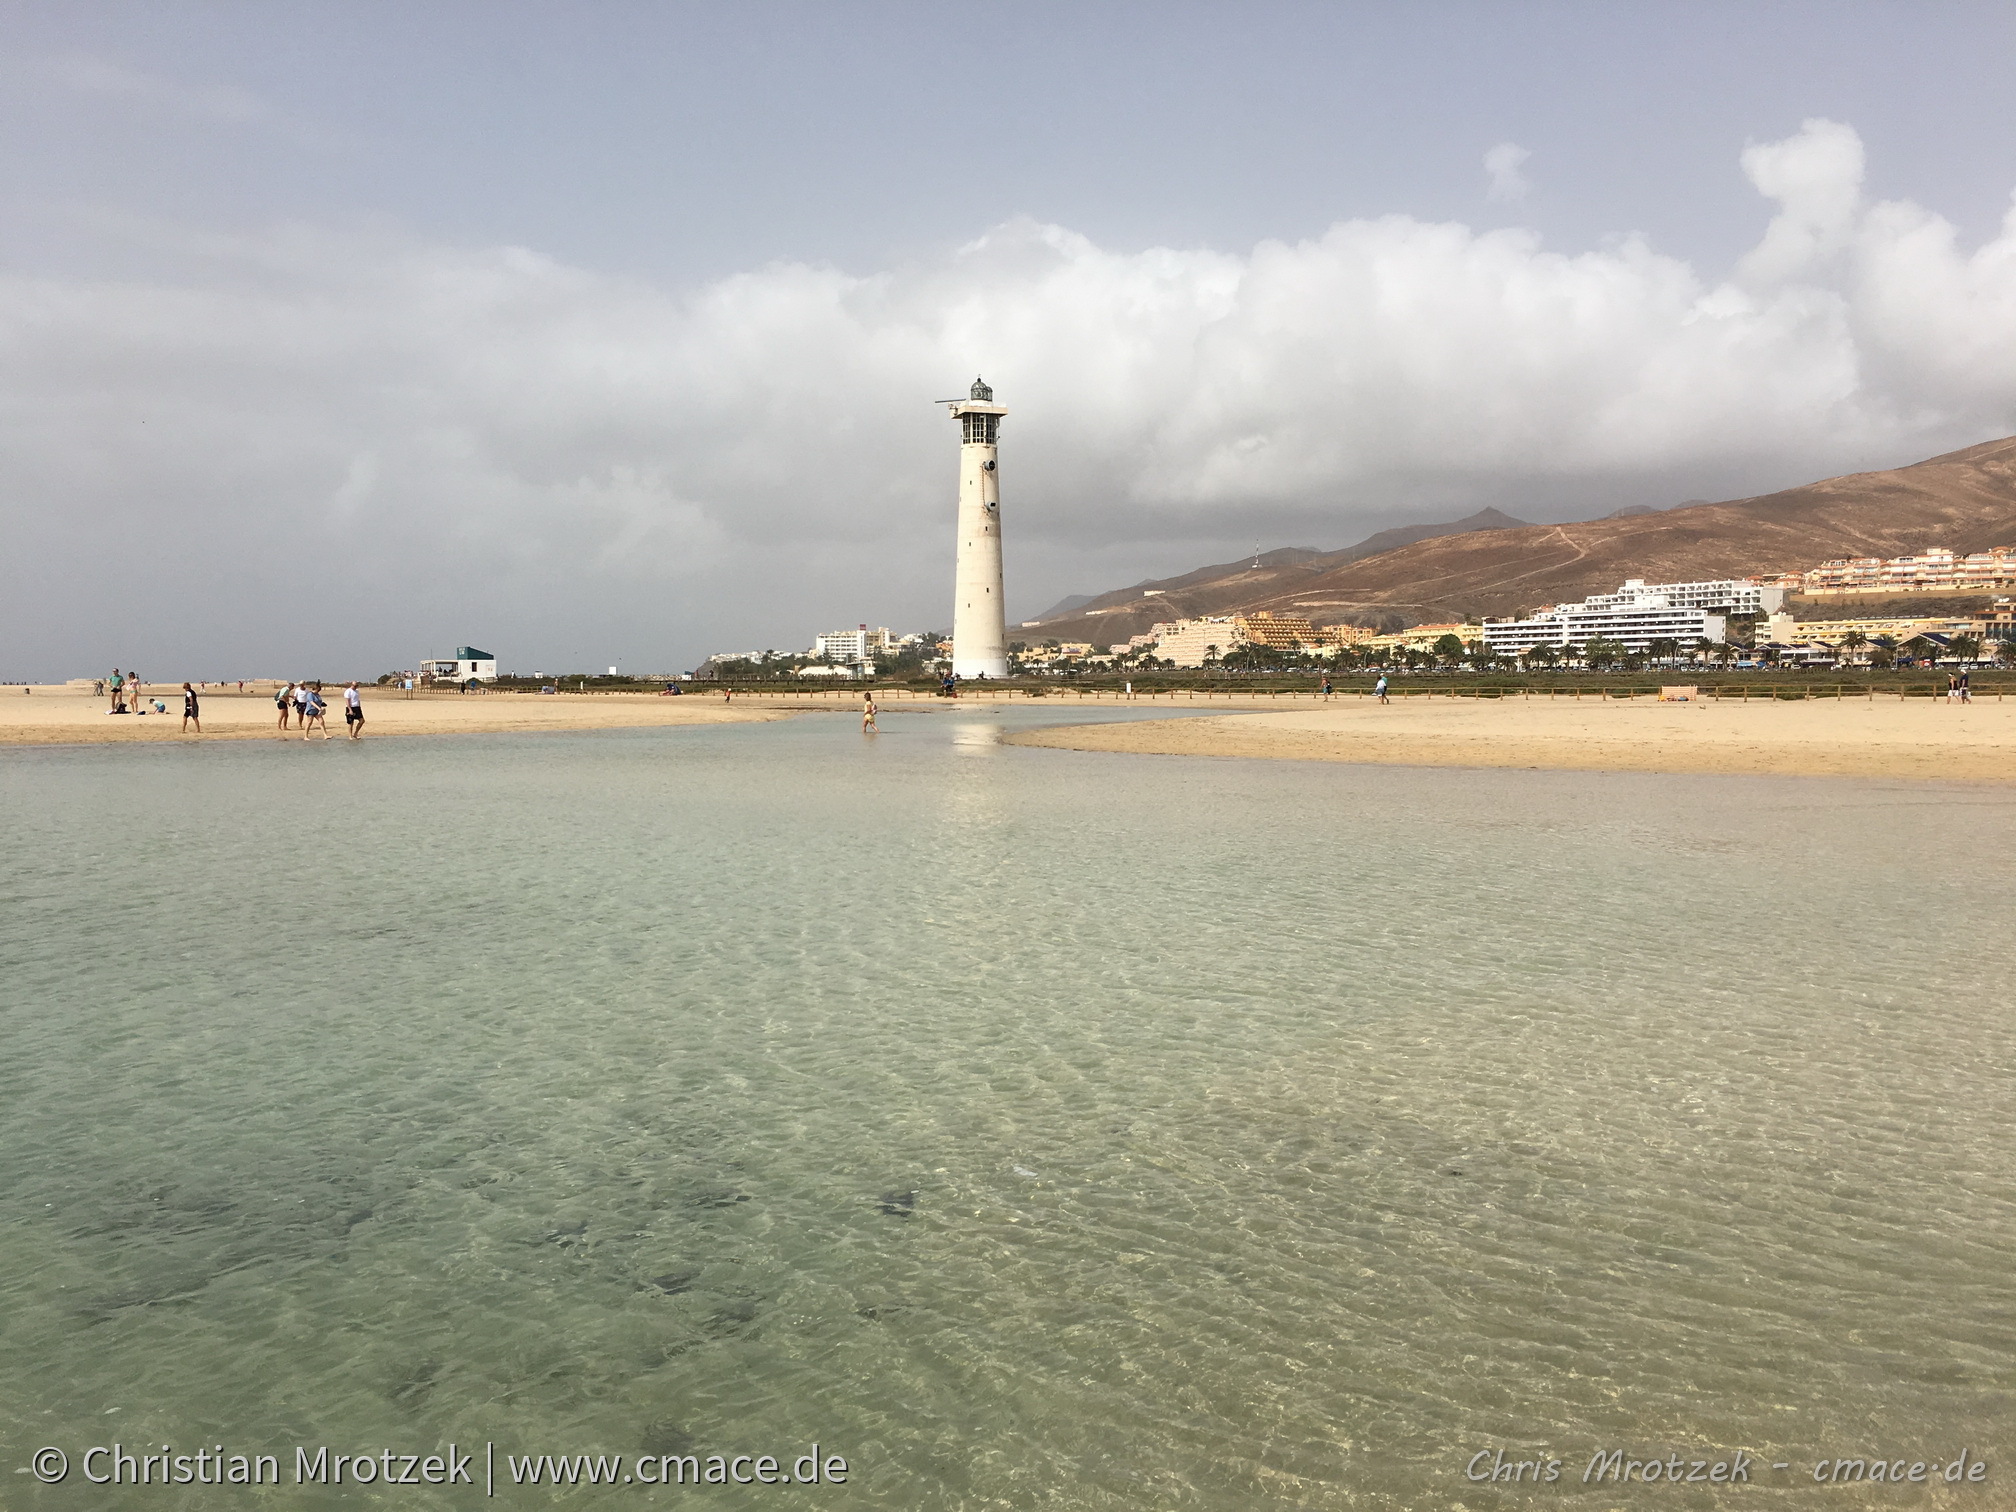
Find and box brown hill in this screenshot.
[1025,436,2016,644]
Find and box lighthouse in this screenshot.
[948,376,1009,679]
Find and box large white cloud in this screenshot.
[3,118,2015,674]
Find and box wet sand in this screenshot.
[0,688,795,746]
[1007,694,2016,782]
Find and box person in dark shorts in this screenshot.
[181,682,201,734]
[276,682,295,730]
[343,682,365,737]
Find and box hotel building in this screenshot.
[812,626,899,667]
[1480,579,1777,655]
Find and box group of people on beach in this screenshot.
[275,682,366,739]
[102,668,147,714]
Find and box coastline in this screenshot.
[1004,696,2016,782]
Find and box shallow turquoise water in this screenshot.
[1,710,2012,1508]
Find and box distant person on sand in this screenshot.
[108,668,123,712]
[1321,676,1333,700]
[862,692,878,733]
[276,682,295,730]
[180,682,200,734]
[1959,669,1972,703]
[301,684,331,739]
[343,682,364,738]
[294,682,312,727]
[1374,673,1390,704]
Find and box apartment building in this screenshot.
[1780,546,2016,595]
[1357,623,1485,655]
[1145,617,1242,667]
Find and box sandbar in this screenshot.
[1007,694,2016,782]
[0,688,795,746]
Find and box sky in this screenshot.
[4,1,2016,677]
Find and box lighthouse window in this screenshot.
[962,413,998,445]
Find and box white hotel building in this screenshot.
[812,626,899,667]
[1482,579,1785,656]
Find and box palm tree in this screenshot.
[1949,633,1983,666]
[1840,629,1867,666]
[1648,636,1679,668]
[1902,635,1934,666]
[1581,637,1623,671]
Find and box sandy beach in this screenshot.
[1007,693,2016,782]
[0,686,795,746]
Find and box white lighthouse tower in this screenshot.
[948,376,1009,679]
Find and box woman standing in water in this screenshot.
[301,684,332,740]
[862,691,878,733]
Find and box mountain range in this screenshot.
[1020,436,2016,643]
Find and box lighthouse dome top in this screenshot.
[969,376,993,402]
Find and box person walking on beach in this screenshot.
[301,684,331,739]
[294,681,312,727]
[343,681,365,738]
[180,682,201,734]
[1374,673,1390,704]
[1321,676,1333,700]
[276,682,295,730]
[1959,669,1972,703]
[862,691,878,733]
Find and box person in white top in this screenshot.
[344,682,365,739]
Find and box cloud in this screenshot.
[1483,142,1532,204]
[1736,117,1864,284]
[4,120,2016,673]
[44,54,270,125]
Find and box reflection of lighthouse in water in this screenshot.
[948,376,1008,679]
